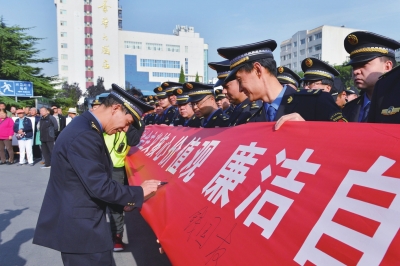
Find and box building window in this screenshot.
[61,54,68,60]
[86,22,91,26]
[293,52,297,58]
[146,43,163,51]
[300,49,305,55]
[166,44,180,52]
[288,54,292,59]
[185,58,188,74]
[140,59,180,69]
[152,72,180,78]
[60,21,67,26]
[315,32,322,39]
[85,44,92,49]
[85,55,92,60]
[293,41,297,47]
[308,47,313,53]
[61,32,67,37]
[61,43,68,48]
[293,62,297,68]
[308,36,313,42]
[281,45,285,51]
[60,0,66,3]
[311,54,321,60]
[61,65,68,71]
[300,39,305,45]
[286,64,291,69]
[124,41,142,49]
[86,66,92,71]
[86,33,92,38]
[315,44,322,51]
[60,9,67,15]
[287,44,291,49]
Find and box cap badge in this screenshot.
[157,87,162,92]
[305,58,313,68]
[149,96,153,100]
[186,83,193,89]
[163,82,169,87]
[278,66,284,74]
[177,89,183,94]
[347,34,358,45]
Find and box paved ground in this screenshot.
[0,160,171,266]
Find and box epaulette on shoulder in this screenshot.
[295,89,322,95]
[91,122,101,134]
[219,113,229,120]
[379,65,400,80]
[242,104,249,109]
[250,102,261,109]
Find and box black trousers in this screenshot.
[109,167,127,237]
[41,141,54,167]
[61,250,115,266]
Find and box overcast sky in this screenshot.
[1,0,399,81]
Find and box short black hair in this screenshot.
[47,107,54,115]
[102,95,128,113]
[238,58,277,77]
[380,56,396,67]
[321,78,334,87]
[0,102,5,106]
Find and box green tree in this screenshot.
[54,82,82,108]
[0,18,58,99]
[334,61,354,88]
[179,66,185,83]
[195,72,199,82]
[84,77,105,98]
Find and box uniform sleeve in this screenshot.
[316,91,347,122]
[126,121,145,147]
[67,131,144,208]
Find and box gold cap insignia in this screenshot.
[278,66,284,74]
[287,96,293,103]
[305,58,313,68]
[149,96,153,100]
[347,34,358,45]
[186,83,193,89]
[177,89,183,94]
[157,87,162,92]
[163,82,169,87]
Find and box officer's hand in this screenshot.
[141,180,161,201]
[274,113,305,131]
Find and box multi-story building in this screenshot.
[279,25,361,73]
[54,0,208,94]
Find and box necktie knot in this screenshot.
[264,103,276,122]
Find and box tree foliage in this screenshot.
[54,82,82,108]
[179,66,185,83]
[0,17,58,99]
[84,76,106,98]
[195,72,199,82]
[333,62,354,88]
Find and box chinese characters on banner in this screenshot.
[99,0,111,69]
[126,122,400,266]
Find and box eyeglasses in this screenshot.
[191,96,211,108]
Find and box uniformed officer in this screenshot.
[215,88,233,115]
[276,66,301,90]
[341,31,400,122]
[172,87,203,127]
[209,60,261,126]
[143,96,156,125]
[368,65,400,123]
[217,39,346,129]
[153,85,177,125]
[301,57,339,93]
[185,82,230,128]
[33,84,160,265]
[161,81,183,124]
[345,87,359,103]
[331,77,347,109]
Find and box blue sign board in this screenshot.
[0,80,33,97]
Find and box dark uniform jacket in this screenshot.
[144,113,156,125]
[202,109,230,128]
[342,93,369,122]
[248,86,345,122]
[33,112,144,253]
[368,65,400,123]
[185,115,203,128]
[224,105,234,116]
[156,106,177,125]
[229,99,262,126]
[173,114,186,126]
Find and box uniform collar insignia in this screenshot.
[91,122,100,133]
[287,96,293,103]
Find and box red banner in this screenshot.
[126,122,400,266]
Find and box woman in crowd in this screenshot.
[0,108,15,165]
[13,109,34,166]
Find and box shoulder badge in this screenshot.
[347,34,358,45]
[381,106,400,115]
[305,58,313,68]
[330,112,348,122]
[287,96,293,103]
[213,116,217,120]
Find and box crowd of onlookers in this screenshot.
[0,102,78,168]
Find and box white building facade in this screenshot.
[279,25,361,73]
[54,0,208,94]
[396,42,400,63]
